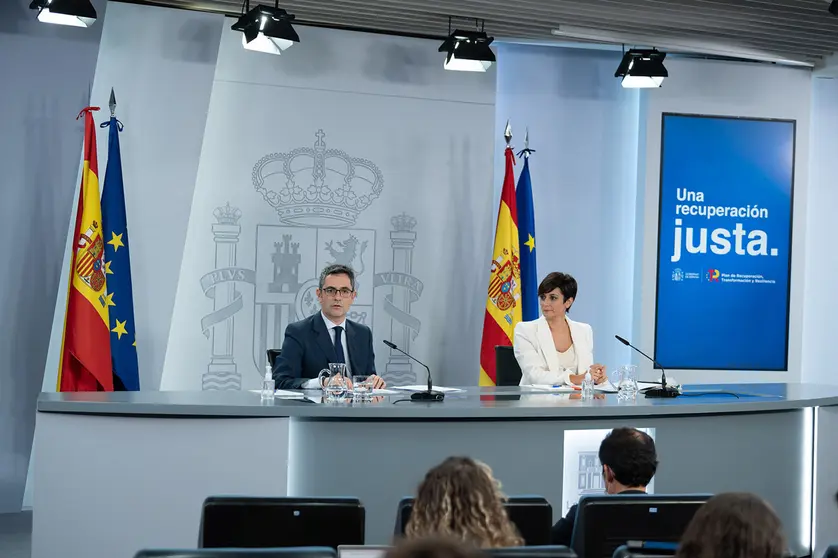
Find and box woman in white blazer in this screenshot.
[514,272,607,386]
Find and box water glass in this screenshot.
[617,364,638,401]
[352,375,373,402]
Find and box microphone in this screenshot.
[614,335,679,398]
[383,340,444,402]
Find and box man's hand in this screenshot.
[369,374,387,389]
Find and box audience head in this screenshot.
[598,427,658,494]
[676,492,787,558]
[387,538,484,558]
[538,272,577,317]
[406,456,523,548]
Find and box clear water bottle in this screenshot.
[261,364,275,400]
[581,371,594,401]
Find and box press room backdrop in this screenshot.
[37,1,820,395]
[159,22,496,390]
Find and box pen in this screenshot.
[552,385,581,390]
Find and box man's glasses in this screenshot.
[321,287,354,297]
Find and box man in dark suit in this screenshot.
[273,264,386,390]
[551,427,658,545]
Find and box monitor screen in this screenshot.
[201,499,365,549]
[573,496,708,558]
[654,113,795,370]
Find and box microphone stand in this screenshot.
[383,340,444,402]
[615,335,680,398]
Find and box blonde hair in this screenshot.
[405,456,524,548]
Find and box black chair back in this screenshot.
[267,349,282,369]
[200,497,364,549]
[826,547,838,558]
[571,494,710,558]
[495,346,522,386]
[395,495,552,545]
[486,546,576,558]
[136,550,336,558]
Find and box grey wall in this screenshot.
[802,78,838,386]
[0,0,107,513]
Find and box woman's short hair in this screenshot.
[675,492,787,558]
[405,456,523,548]
[538,273,578,304]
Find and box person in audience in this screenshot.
[675,492,787,558]
[273,263,386,389]
[551,427,658,545]
[387,537,484,558]
[406,456,523,548]
[513,272,607,386]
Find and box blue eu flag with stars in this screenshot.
[101,116,140,391]
[516,156,538,321]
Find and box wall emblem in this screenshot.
[198,130,425,390]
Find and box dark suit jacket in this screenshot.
[551,489,647,546]
[273,312,376,389]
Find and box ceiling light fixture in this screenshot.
[231,1,299,55]
[29,0,97,28]
[438,18,495,72]
[615,48,668,88]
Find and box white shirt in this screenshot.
[302,312,351,389]
[556,344,578,372]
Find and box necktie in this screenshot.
[333,326,346,364]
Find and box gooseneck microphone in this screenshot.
[383,340,444,402]
[614,335,679,398]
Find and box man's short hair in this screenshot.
[318,264,356,291]
[598,427,658,487]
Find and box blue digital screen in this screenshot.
[654,114,795,371]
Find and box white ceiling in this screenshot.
[127,0,838,65]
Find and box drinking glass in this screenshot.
[617,364,638,401]
[352,375,373,402]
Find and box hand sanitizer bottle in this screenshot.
[261,364,275,400]
[581,370,594,401]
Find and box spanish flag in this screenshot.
[479,146,522,386]
[57,107,114,392]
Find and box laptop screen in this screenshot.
[338,546,390,558]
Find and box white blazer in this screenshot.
[513,316,595,386]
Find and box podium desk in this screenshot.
[33,384,838,558]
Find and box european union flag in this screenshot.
[516,156,538,321]
[101,115,140,391]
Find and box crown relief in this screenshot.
[213,202,242,225]
[252,129,384,227]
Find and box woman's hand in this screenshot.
[589,364,608,384]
